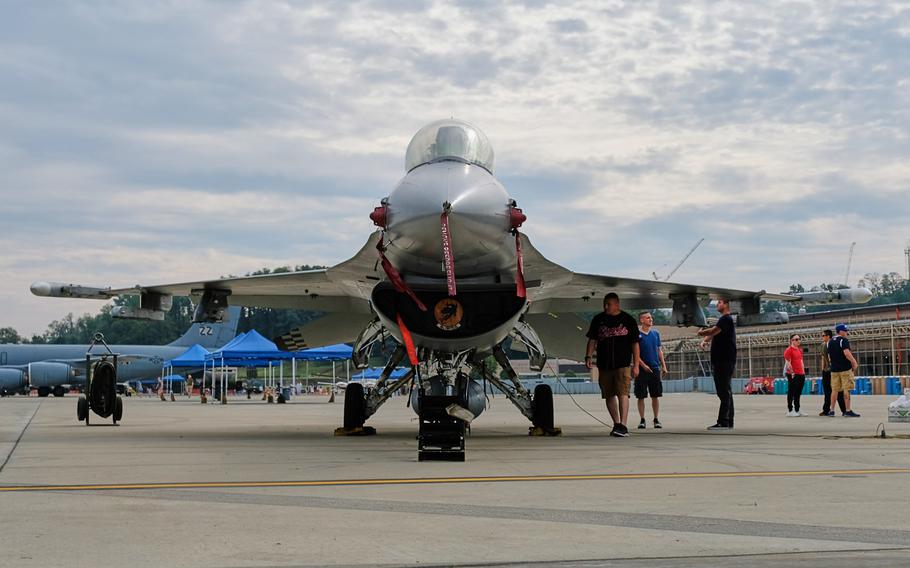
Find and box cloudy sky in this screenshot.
[2,1,909,336]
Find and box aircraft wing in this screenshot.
[85,232,385,314]
[518,233,799,361]
[521,312,592,363]
[521,233,796,314]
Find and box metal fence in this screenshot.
[663,318,910,381]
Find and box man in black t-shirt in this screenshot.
[585,293,641,437]
[827,323,860,417]
[697,298,737,430]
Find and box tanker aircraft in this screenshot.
[0,307,240,397]
[32,120,871,457]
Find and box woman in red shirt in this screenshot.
[784,334,806,416]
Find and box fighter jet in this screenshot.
[0,307,241,397]
[31,120,871,456]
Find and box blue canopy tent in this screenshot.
[291,343,354,391]
[294,343,353,361]
[205,330,287,363]
[159,343,211,394]
[165,344,210,367]
[202,331,353,400]
[135,374,187,385]
[352,367,409,380]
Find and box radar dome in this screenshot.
[405,119,494,173]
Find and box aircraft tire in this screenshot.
[37,387,51,398]
[532,384,554,430]
[77,395,88,422]
[343,382,366,430]
[53,385,66,397]
[113,396,123,423]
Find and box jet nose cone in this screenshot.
[30,281,52,296]
[855,287,873,303]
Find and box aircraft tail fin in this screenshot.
[168,306,242,348]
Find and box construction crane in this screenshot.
[843,241,856,286]
[652,238,705,282]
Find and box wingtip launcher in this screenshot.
[30,281,114,300]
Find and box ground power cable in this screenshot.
[545,360,614,429]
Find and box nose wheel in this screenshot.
[343,383,366,429]
[529,384,560,436]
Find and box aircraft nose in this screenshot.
[30,281,52,296]
[854,287,873,303]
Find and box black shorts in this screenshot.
[634,369,662,399]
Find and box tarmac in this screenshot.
[1,391,909,567]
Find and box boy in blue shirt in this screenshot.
[636,311,667,429]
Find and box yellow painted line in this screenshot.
[2,468,910,493]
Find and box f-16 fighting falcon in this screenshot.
[31,120,872,459]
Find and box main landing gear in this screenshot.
[337,341,560,460]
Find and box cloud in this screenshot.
[1,0,909,335]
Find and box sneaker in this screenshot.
[615,425,629,437]
[653,418,662,429]
[786,410,797,417]
[825,411,836,417]
[638,418,646,429]
[610,424,621,437]
[796,411,804,416]
[819,411,828,416]
[844,410,861,417]
[707,423,731,430]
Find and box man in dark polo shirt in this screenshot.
[585,293,641,437]
[697,298,737,430]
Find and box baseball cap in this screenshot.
[835,323,849,333]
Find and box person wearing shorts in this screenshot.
[585,293,641,437]
[635,311,667,429]
[827,323,860,417]
[819,330,846,416]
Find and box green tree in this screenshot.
[0,327,22,343]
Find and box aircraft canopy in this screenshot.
[405,119,494,173]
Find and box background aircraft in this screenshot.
[31,120,870,458]
[0,307,241,397]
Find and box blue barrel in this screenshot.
[773,378,786,395]
[853,377,870,395]
[887,377,901,395]
[802,379,811,394]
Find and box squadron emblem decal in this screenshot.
[434,298,463,331]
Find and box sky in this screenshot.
[1,1,909,336]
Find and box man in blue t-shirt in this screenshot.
[827,323,860,417]
[635,311,667,429]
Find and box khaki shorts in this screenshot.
[830,370,855,393]
[597,366,631,398]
